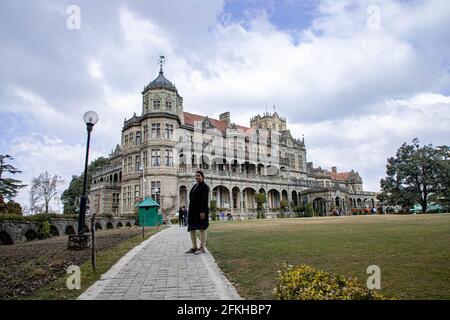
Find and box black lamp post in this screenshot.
[68,111,99,250]
[78,110,99,234]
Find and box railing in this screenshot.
[92,164,122,178]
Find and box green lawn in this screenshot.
[207,214,450,300]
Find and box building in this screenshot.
[89,62,378,218]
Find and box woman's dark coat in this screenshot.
[187,182,210,231]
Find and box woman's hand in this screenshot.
[200,212,205,220]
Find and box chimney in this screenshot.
[219,112,230,125]
[332,166,337,173]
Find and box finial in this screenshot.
[158,55,166,74]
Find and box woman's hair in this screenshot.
[195,170,205,178]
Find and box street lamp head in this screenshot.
[83,111,99,126]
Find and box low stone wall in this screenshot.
[0,217,137,245]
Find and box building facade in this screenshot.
[89,65,378,218]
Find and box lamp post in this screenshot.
[68,110,99,250]
[78,111,99,233]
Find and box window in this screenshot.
[165,149,173,167]
[135,155,141,171]
[123,185,132,212]
[151,149,160,166]
[128,156,133,173]
[151,181,161,204]
[153,100,160,110]
[112,193,120,208]
[165,123,173,139]
[143,150,148,168]
[122,187,127,211]
[143,125,148,140]
[135,185,140,199]
[151,123,161,138]
[128,133,134,147]
[135,132,141,145]
[166,101,172,111]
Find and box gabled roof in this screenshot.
[183,112,250,134]
[331,171,352,181]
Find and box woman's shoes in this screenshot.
[185,247,205,254]
[194,246,205,255]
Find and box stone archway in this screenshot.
[0,231,13,245]
[232,186,241,210]
[212,185,231,209]
[106,222,114,229]
[268,189,281,209]
[313,197,326,216]
[50,225,59,236]
[65,225,76,235]
[243,187,256,211]
[292,190,298,207]
[25,229,38,241]
[179,185,188,208]
[95,222,102,230]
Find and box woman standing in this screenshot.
[185,170,210,255]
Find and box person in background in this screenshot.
[178,207,184,227]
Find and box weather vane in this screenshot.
[158,55,166,73]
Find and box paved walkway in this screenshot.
[78,226,241,300]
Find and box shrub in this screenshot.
[273,263,388,300]
[38,221,51,239]
[0,213,27,222]
[210,200,218,221]
[170,217,179,224]
[6,201,22,215]
[305,203,314,217]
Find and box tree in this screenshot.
[305,203,314,217]
[61,157,109,214]
[210,200,218,221]
[379,139,449,213]
[0,154,27,200]
[255,192,267,219]
[29,172,64,214]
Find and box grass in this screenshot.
[207,214,450,300]
[26,227,163,300]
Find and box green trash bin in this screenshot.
[136,198,162,226]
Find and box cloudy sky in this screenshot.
[1,0,449,210]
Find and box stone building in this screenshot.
[89,64,378,218]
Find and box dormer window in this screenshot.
[153,100,160,110]
[166,101,172,111]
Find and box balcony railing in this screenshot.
[92,164,122,178]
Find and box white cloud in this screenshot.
[6,134,104,211]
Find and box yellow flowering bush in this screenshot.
[273,263,388,300]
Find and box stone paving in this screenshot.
[78,226,241,300]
